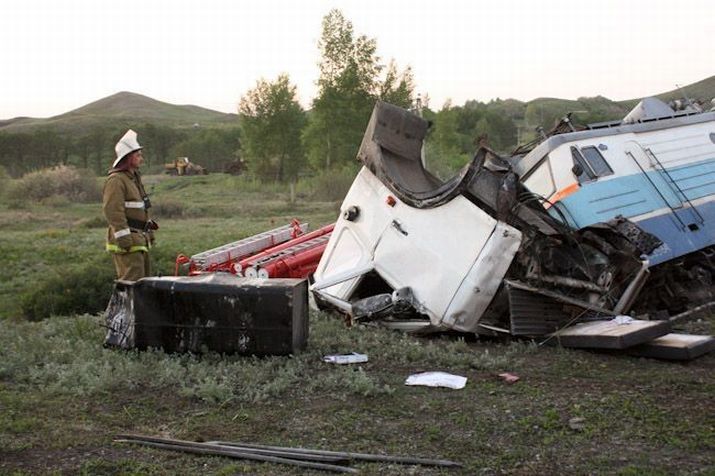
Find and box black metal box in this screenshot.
[105,274,308,355]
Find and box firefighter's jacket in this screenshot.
[103,169,153,253]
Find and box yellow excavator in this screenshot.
[164,157,207,176]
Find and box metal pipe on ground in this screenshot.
[115,437,356,474]
[207,440,463,468]
[116,434,347,464]
[116,433,463,469]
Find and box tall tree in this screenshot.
[303,10,416,171]
[424,100,468,178]
[89,126,111,174]
[380,61,415,109]
[140,124,185,168]
[303,9,382,170]
[239,74,306,182]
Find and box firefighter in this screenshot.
[103,129,157,281]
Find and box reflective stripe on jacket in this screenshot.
[105,243,150,253]
[103,169,151,253]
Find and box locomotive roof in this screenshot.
[511,108,715,177]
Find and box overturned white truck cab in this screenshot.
[312,102,662,336]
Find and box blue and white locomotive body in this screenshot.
[513,100,715,267]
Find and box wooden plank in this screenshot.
[628,333,715,361]
[551,319,670,349]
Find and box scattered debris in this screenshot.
[323,352,369,364]
[628,333,715,360]
[550,319,670,349]
[405,372,467,389]
[115,434,463,472]
[668,301,715,324]
[498,372,520,384]
[568,417,586,432]
[613,315,635,325]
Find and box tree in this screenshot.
[140,124,185,168]
[423,101,469,179]
[89,126,112,174]
[380,61,415,109]
[472,111,517,152]
[303,10,382,171]
[239,74,306,182]
[170,128,240,173]
[303,10,414,172]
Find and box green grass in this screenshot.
[0,172,713,475]
[1,311,712,475]
[0,173,338,319]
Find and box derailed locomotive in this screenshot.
[312,99,715,336]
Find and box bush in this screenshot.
[20,259,115,321]
[8,165,101,203]
[0,166,9,199]
[151,198,186,218]
[299,166,358,202]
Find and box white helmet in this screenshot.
[113,129,143,168]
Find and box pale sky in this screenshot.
[1,0,712,119]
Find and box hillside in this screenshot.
[618,75,715,110]
[0,92,238,134]
[514,75,715,130]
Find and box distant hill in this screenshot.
[618,75,715,110]
[0,91,238,134]
[517,75,715,130]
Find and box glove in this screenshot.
[116,234,133,251]
[148,230,156,246]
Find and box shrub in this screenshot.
[7,165,101,203]
[151,198,186,218]
[0,166,9,199]
[299,166,358,202]
[20,259,115,321]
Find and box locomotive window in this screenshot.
[571,147,594,183]
[581,146,613,177]
[522,156,556,198]
[571,146,613,184]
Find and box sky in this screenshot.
[1,0,712,119]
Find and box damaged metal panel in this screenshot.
[505,280,613,336]
[356,101,475,209]
[440,222,522,332]
[628,333,715,360]
[551,319,671,349]
[105,274,308,355]
[313,163,522,332]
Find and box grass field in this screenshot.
[0,173,713,475]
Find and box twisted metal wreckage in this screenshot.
[311,101,667,337]
[106,100,715,357]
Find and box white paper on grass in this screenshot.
[322,352,369,364]
[405,371,467,389]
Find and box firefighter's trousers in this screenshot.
[112,251,151,281]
